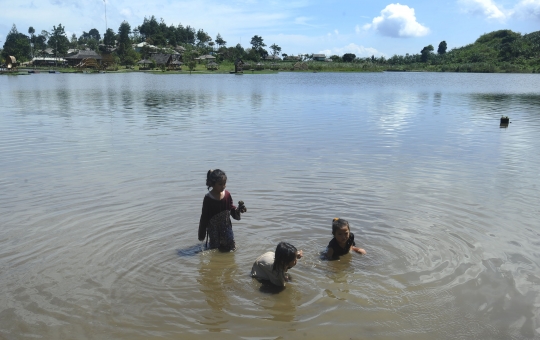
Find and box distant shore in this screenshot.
[3,60,539,75]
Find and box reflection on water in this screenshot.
[1,72,540,339]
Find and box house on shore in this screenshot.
[133,42,158,53]
[264,55,281,61]
[65,50,103,67]
[313,54,326,61]
[31,57,67,67]
[145,53,183,69]
[195,55,216,64]
[283,55,301,62]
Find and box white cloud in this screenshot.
[512,0,540,20]
[364,3,429,38]
[458,0,507,20]
[319,43,384,57]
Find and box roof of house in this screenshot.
[133,42,158,49]
[32,57,67,62]
[65,50,102,60]
[150,53,172,65]
[313,54,326,58]
[264,55,281,60]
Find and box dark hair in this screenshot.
[273,242,297,272]
[332,218,350,235]
[206,169,227,190]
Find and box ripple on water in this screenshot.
[1,72,540,339]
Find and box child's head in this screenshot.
[206,169,227,190]
[273,242,299,272]
[332,218,351,244]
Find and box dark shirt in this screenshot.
[198,190,240,241]
[327,233,356,259]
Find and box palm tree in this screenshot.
[28,26,35,59]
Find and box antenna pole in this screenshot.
[104,0,107,31]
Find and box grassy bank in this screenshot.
[10,59,540,75]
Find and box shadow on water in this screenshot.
[255,278,286,294]
[176,243,204,257]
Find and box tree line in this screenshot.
[2,16,539,73]
[0,16,284,66]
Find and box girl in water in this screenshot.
[198,169,246,251]
[251,242,303,287]
[326,218,366,259]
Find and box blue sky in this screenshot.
[1,0,539,57]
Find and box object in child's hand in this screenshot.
[238,200,247,213]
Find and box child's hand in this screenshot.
[296,250,303,259]
[238,201,247,213]
[353,247,366,255]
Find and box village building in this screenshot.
[264,55,281,61]
[132,42,158,53]
[139,53,182,70]
[313,54,326,61]
[195,55,216,63]
[31,57,67,67]
[283,55,301,61]
[65,50,103,67]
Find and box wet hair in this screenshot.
[273,242,298,272]
[206,169,227,190]
[332,218,350,235]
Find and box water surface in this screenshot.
[1,72,540,339]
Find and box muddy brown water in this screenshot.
[1,72,539,339]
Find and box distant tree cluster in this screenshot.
[2,17,539,73]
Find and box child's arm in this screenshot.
[325,247,334,259]
[352,246,366,255]
[198,200,208,241]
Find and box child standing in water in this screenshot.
[198,169,246,251]
[326,218,366,259]
[251,242,303,287]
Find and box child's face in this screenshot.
[287,257,297,270]
[335,226,350,246]
[213,180,226,193]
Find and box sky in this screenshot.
[1,0,539,57]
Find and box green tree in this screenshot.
[437,41,447,55]
[420,44,434,62]
[183,50,197,74]
[103,28,116,47]
[88,28,101,41]
[48,23,69,56]
[138,16,160,41]
[117,21,137,66]
[215,33,226,48]
[70,33,78,48]
[34,34,47,54]
[270,43,281,56]
[196,29,211,47]
[2,24,31,62]
[250,35,265,50]
[28,26,35,58]
[342,53,356,62]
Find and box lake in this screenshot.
[1,71,539,340]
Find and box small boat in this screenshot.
[49,70,57,74]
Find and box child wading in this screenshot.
[251,242,303,287]
[326,218,366,259]
[198,169,246,251]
